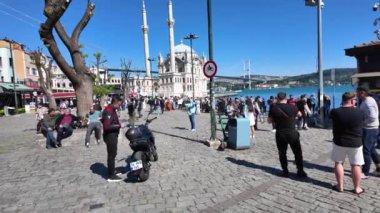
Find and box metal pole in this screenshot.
[9,41,18,111]
[207,0,216,140]
[190,39,195,100]
[317,0,324,125]
[248,59,251,90]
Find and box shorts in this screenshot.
[331,143,364,166]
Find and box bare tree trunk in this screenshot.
[45,89,57,109]
[74,75,93,117]
[39,0,95,118]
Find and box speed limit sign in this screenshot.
[203,60,217,78]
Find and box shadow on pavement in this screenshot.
[226,157,332,190]
[90,163,108,179]
[152,130,205,143]
[287,160,334,173]
[173,127,187,130]
[90,163,128,180]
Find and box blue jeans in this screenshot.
[43,130,56,146]
[189,113,195,130]
[57,126,73,143]
[362,128,380,175]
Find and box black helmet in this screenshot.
[125,127,142,141]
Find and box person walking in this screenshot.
[357,86,380,178]
[185,97,196,131]
[102,96,125,182]
[268,92,307,178]
[85,105,102,148]
[330,92,365,194]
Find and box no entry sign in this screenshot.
[203,60,217,78]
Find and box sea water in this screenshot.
[237,85,355,109]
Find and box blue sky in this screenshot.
[0,0,378,77]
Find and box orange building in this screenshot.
[0,39,26,83]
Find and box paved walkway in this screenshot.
[0,109,380,213]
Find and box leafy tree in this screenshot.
[39,0,95,117]
[93,85,113,98]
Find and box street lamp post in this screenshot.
[148,58,156,97]
[184,33,198,100]
[306,0,324,127]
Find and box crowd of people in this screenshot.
[34,89,380,188]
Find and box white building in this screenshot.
[157,41,208,97]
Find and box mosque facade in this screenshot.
[129,0,209,98]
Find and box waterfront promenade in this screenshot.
[0,110,380,213]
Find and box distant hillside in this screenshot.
[264,68,357,86]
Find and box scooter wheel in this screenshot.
[133,151,150,182]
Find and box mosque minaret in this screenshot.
[167,0,176,73]
[142,0,151,77]
[129,0,208,98]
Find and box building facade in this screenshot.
[157,41,208,97]
[0,39,26,83]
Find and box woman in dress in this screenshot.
[247,98,256,139]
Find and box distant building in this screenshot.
[156,41,208,97]
[346,40,380,92]
[0,39,26,83]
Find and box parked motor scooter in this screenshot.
[125,116,158,182]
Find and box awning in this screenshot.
[27,85,40,90]
[0,83,35,92]
[351,72,380,78]
[52,92,76,99]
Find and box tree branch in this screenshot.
[39,0,80,84]
[71,2,95,48]
[55,21,72,51]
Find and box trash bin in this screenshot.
[227,118,250,150]
[7,107,15,115]
[4,106,9,116]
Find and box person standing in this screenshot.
[330,92,365,194]
[246,98,256,139]
[357,87,380,178]
[268,92,307,178]
[85,106,102,148]
[102,96,125,182]
[185,97,196,131]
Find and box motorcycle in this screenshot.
[125,116,158,182]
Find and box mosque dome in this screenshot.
[174,41,196,54]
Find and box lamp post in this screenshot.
[7,39,19,111]
[148,57,156,97]
[184,33,198,100]
[306,0,324,127]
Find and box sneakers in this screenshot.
[271,129,276,133]
[57,142,62,147]
[191,129,196,131]
[302,126,309,130]
[85,142,89,148]
[297,170,308,178]
[361,173,370,179]
[96,140,101,145]
[107,174,123,182]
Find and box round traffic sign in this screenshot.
[203,60,217,78]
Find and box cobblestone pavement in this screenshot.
[0,109,380,213]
